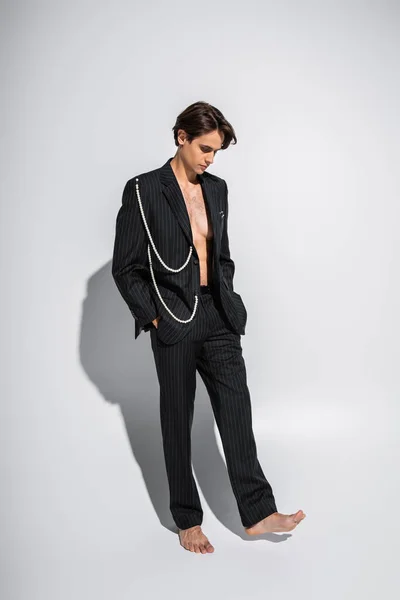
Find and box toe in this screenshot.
[292,510,303,520]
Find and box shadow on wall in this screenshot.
[78,260,252,539]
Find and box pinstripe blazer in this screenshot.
[112,156,247,345]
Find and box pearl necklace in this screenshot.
[135,178,199,323]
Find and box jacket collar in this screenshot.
[159,156,205,187]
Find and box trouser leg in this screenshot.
[150,318,205,530]
[196,291,278,528]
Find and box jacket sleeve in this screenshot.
[219,180,236,292]
[112,178,159,328]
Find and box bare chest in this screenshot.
[181,184,213,242]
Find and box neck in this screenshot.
[170,152,199,185]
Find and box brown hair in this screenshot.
[172,101,237,149]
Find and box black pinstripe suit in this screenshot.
[112,157,277,528]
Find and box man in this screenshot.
[112,101,306,554]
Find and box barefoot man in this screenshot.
[112,101,306,553]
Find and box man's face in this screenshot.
[177,128,224,175]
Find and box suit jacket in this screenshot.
[112,156,247,345]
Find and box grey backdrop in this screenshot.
[1,1,399,599]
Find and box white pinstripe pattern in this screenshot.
[112,157,247,344]
[150,289,277,529]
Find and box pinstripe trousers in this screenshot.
[150,285,278,530]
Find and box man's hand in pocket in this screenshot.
[152,316,161,329]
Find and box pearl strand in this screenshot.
[135,179,192,272]
[135,178,198,324]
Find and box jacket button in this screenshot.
[193,258,199,265]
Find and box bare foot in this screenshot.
[245,510,306,535]
[178,525,215,554]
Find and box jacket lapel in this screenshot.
[159,157,221,253]
[200,174,222,253]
